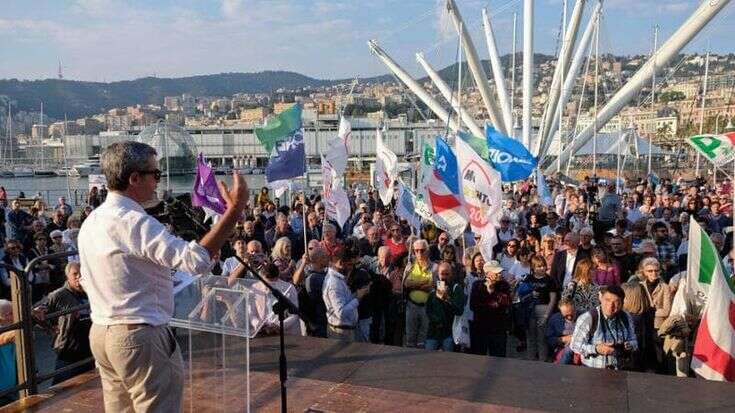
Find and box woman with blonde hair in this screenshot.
[539,234,557,272]
[561,258,600,313]
[271,236,296,283]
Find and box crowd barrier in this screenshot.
[0,250,89,400]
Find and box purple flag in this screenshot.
[191,153,227,214]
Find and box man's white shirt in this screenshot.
[79,192,214,326]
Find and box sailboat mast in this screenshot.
[40,101,45,170]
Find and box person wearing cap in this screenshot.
[470,260,511,357]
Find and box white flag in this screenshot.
[323,117,351,176]
[455,137,503,261]
[374,128,398,206]
[321,155,351,228]
[537,171,553,206]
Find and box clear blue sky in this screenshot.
[0,0,733,82]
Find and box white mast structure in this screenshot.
[557,0,568,173]
[446,0,508,135]
[366,0,731,177]
[482,8,513,132]
[648,25,659,176]
[368,41,463,134]
[522,0,534,149]
[547,0,731,174]
[696,50,711,177]
[510,12,518,130]
[592,15,599,177]
[415,53,484,138]
[540,0,603,159]
[535,0,587,156]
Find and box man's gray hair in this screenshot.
[101,141,157,191]
[65,261,81,276]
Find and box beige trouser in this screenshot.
[327,325,355,342]
[90,323,184,413]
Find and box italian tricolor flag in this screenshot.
[670,219,716,319]
[692,256,735,381]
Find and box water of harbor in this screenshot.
[0,174,270,208]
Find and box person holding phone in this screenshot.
[425,262,465,352]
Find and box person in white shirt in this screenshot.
[322,244,369,341]
[252,262,300,336]
[79,141,248,413]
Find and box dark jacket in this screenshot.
[426,282,465,340]
[470,279,511,335]
[1,254,28,300]
[33,284,92,362]
[549,249,591,290]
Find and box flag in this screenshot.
[435,137,461,195]
[255,103,306,183]
[396,180,422,232]
[691,257,735,381]
[323,117,350,175]
[374,128,398,205]
[455,136,503,261]
[482,125,537,182]
[191,153,226,215]
[321,155,350,228]
[537,171,553,206]
[687,132,735,167]
[670,218,716,319]
[418,141,467,240]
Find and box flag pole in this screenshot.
[304,106,311,252]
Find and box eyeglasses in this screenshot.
[414,248,427,253]
[138,169,162,181]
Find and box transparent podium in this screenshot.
[171,274,291,412]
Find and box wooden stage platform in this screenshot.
[3,334,735,412]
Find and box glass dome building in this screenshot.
[136,122,197,175]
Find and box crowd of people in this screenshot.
[0,170,733,404]
[203,174,733,377]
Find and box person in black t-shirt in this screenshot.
[519,255,559,361]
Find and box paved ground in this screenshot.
[5,334,735,412]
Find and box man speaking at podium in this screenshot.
[78,141,248,412]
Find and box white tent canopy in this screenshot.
[545,128,672,158]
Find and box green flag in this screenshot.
[255,104,302,153]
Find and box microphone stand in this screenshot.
[167,197,305,412]
[228,254,307,413]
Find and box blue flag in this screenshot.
[255,104,306,182]
[434,137,461,196]
[484,125,538,182]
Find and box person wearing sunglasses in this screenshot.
[402,239,436,348]
[78,141,249,413]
